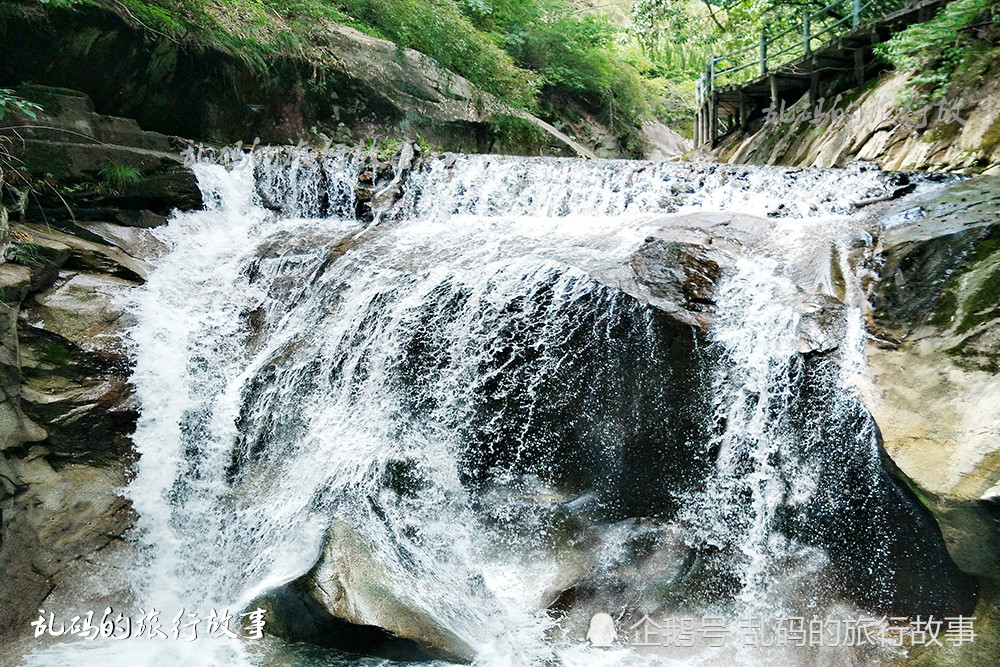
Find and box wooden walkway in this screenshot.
[694,0,950,148]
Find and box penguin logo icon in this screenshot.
[586,613,617,647]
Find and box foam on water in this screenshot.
[21,152,926,667]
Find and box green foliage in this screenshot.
[99,162,145,193]
[461,0,652,138]
[37,342,71,366]
[876,0,999,105]
[99,0,670,143]
[364,136,405,162]
[6,242,45,266]
[488,113,549,151]
[332,0,537,107]
[0,89,42,121]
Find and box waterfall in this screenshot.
[23,154,967,666]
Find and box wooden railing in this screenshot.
[695,0,909,111]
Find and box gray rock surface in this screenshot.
[300,521,477,663]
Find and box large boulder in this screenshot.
[258,522,478,663]
[0,215,151,638]
[1,86,202,219]
[0,453,134,633]
[866,175,1000,580]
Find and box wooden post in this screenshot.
[809,56,819,106]
[770,75,778,111]
[695,80,702,146]
[760,28,768,75]
[707,56,715,146]
[854,48,865,85]
[710,92,718,148]
[739,91,748,131]
[803,11,811,55]
[853,0,861,28]
[702,64,711,146]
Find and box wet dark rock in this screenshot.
[782,359,979,617]
[248,582,456,662]
[0,264,33,305]
[76,221,168,261]
[457,275,711,521]
[14,224,149,282]
[631,239,722,314]
[5,233,71,293]
[0,302,47,453]
[793,293,847,355]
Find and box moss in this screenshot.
[921,121,963,144]
[925,225,1000,332]
[37,342,71,366]
[957,266,1000,333]
[968,235,1000,266]
[928,284,960,328]
[806,123,827,140]
[945,343,1000,374]
[980,112,1000,154]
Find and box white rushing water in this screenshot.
[22,154,941,667]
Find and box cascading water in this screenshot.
[23,153,972,667]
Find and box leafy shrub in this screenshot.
[463,0,651,139]
[332,0,538,107]
[876,0,1000,105]
[0,89,41,121]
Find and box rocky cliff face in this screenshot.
[700,70,1000,175]
[0,87,199,636]
[861,176,1000,665]
[865,177,1000,567]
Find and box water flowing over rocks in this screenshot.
[219,151,980,661]
[0,119,996,665]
